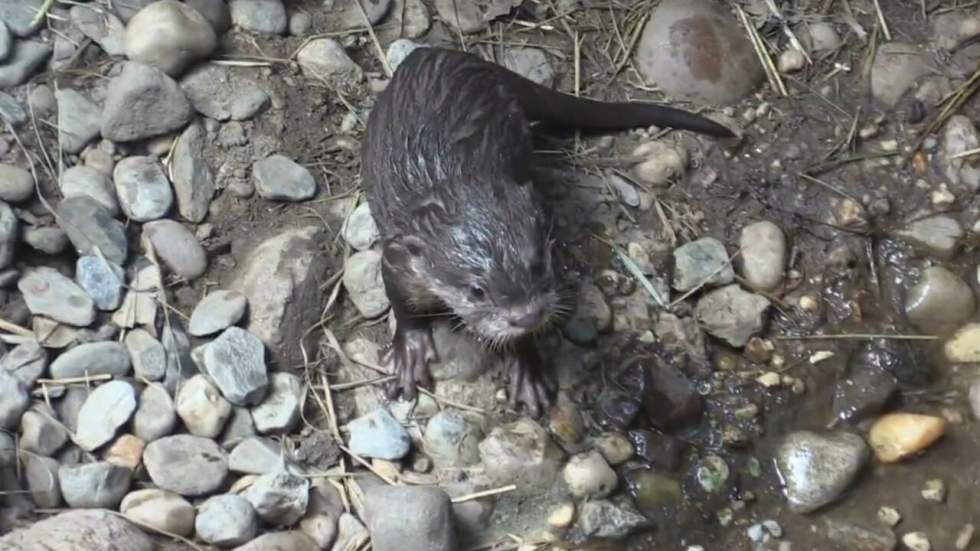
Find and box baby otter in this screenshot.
[361,46,733,417]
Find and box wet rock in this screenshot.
[593,432,633,466]
[942,115,980,191]
[868,413,946,463]
[228,0,287,34]
[824,518,897,551]
[564,450,617,499]
[170,121,214,223]
[133,385,176,443]
[243,470,310,525]
[59,462,131,508]
[22,454,60,507]
[634,0,763,105]
[562,283,612,345]
[478,418,564,495]
[176,374,232,438]
[833,347,898,423]
[595,390,642,431]
[623,469,682,515]
[125,328,166,381]
[60,165,118,215]
[102,61,193,142]
[343,249,389,318]
[0,0,45,37]
[696,453,730,494]
[631,140,689,187]
[0,164,33,202]
[502,46,554,86]
[19,267,94,327]
[75,256,124,311]
[738,221,786,292]
[0,509,153,551]
[121,488,195,537]
[364,485,456,551]
[196,494,259,547]
[348,408,411,460]
[229,437,284,474]
[341,201,379,251]
[234,532,319,551]
[113,156,173,222]
[566,498,651,544]
[75,380,137,451]
[70,4,125,56]
[57,195,128,264]
[24,226,68,255]
[946,323,980,363]
[0,40,51,88]
[424,408,482,468]
[190,290,248,336]
[1,339,46,386]
[55,89,102,154]
[252,372,302,434]
[296,39,363,90]
[203,327,269,406]
[20,408,67,456]
[253,154,317,201]
[905,266,976,333]
[871,43,931,107]
[673,237,733,292]
[181,63,269,121]
[434,0,486,33]
[50,341,131,379]
[124,0,216,76]
[774,430,869,513]
[141,219,208,280]
[385,39,422,71]
[300,483,344,548]
[639,359,702,430]
[694,284,770,347]
[144,434,229,496]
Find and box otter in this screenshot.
[361,46,733,417]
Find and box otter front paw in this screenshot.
[382,326,437,401]
[506,351,555,418]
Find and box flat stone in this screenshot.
[349,408,411,460]
[946,323,980,363]
[0,163,33,202]
[871,42,931,107]
[253,154,317,201]
[101,61,193,142]
[634,0,763,105]
[60,165,118,215]
[113,156,174,222]
[694,284,770,347]
[197,494,259,546]
[0,40,51,88]
[75,380,137,451]
[243,470,310,525]
[22,454,61,507]
[18,267,95,327]
[0,509,153,551]
[141,219,208,280]
[54,89,102,155]
[170,121,215,223]
[252,372,302,434]
[738,221,786,292]
[189,289,248,336]
[69,4,126,56]
[176,374,232,438]
[229,436,285,474]
[364,486,456,551]
[112,258,162,329]
[478,418,564,496]
[423,408,482,468]
[75,255,124,311]
[57,195,128,264]
[343,249,389,318]
[124,0,216,76]
[673,237,734,291]
[896,215,964,260]
[59,461,131,508]
[50,341,131,379]
[204,327,269,406]
[0,0,45,37]
[775,430,869,513]
[180,63,269,121]
[120,488,196,537]
[144,434,229,496]
[133,384,177,442]
[296,38,363,91]
[24,225,69,255]
[341,201,379,251]
[20,407,68,456]
[234,532,319,551]
[228,0,287,34]
[1,339,47,386]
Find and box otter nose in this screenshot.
[510,309,544,329]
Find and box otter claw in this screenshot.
[506,354,554,418]
[383,327,436,401]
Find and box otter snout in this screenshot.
[509,307,546,330]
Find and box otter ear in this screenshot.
[409,195,449,234]
[387,234,427,257]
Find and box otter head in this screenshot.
[386,178,567,347]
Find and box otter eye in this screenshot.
[468,284,486,301]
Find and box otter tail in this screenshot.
[495,67,736,138]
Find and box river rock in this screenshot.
[144,434,229,496]
[196,494,260,546]
[22,454,61,507]
[0,163,33,202]
[59,462,131,508]
[124,0,216,76]
[60,165,118,215]
[566,499,651,544]
[186,0,232,33]
[50,341,131,379]
[75,256,124,311]
[433,0,485,33]
[176,374,232,438]
[424,408,482,468]
[0,0,46,36]
[56,89,102,154]
[234,532,319,551]
[190,290,248,336]
[385,39,422,71]
[133,384,177,442]
[905,266,976,333]
[564,450,617,499]
[389,0,430,38]
[774,430,869,513]
[252,372,302,434]
[229,436,284,474]
[253,154,317,201]
[640,360,702,429]
[69,4,125,56]
[125,328,166,381]
[113,156,173,222]
[946,323,980,363]
[738,221,786,292]
[824,518,898,551]
[1,339,46,386]
[478,418,564,496]
[57,195,128,264]
[341,201,379,251]
[0,509,153,551]
[0,200,12,268]
[296,38,363,90]
[106,434,145,470]
[502,46,554,87]
[343,249,388,317]
[804,21,841,54]
[348,408,411,460]
[694,284,770,347]
[299,483,344,547]
[868,413,946,463]
[102,61,193,142]
[222,407,256,450]
[243,469,310,525]
[141,219,208,280]
[170,120,214,223]
[121,488,196,537]
[332,513,370,550]
[24,225,68,255]
[228,0,287,34]
[181,63,269,120]
[942,115,980,191]
[871,42,931,107]
[19,267,95,327]
[364,486,456,551]
[0,40,51,88]
[203,327,268,406]
[833,345,899,423]
[634,0,763,105]
[20,407,67,456]
[673,237,733,291]
[74,380,137,451]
